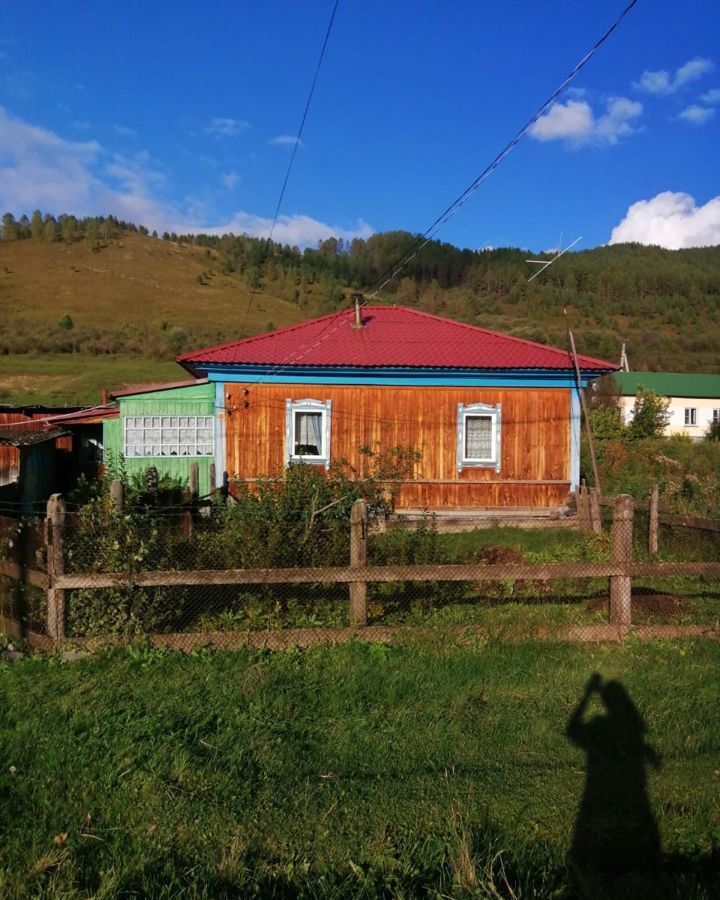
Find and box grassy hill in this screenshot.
[1,227,719,405]
[0,233,319,404]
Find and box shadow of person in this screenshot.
[566,673,662,898]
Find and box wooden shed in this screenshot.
[173,304,616,511]
[103,380,215,495]
[0,426,70,515]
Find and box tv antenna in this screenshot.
[526,235,582,282]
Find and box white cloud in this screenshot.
[678,104,715,125]
[699,87,720,105]
[196,212,372,247]
[609,191,720,249]
[634,56,714,95]
[114,124,137,137]
[0,107,371,247]
[206,117,250,137]
[529,97,642,147]
[221,171,240,190]
[269,134,302,148]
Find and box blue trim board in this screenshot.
[569,386,581,492]
[202,366,594,389]
[214,381,227,482]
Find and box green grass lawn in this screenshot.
[0,354,182,406]
[1,639,718,898]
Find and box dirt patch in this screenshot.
[586,591,692,620]
[478,545,524,565]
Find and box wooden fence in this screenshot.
[1,493,719,651]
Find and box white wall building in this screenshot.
[614,372,720,439]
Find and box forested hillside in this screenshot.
[1,210,719,403]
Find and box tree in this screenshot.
[58,314,74,331]
[706,419,720,442]
[43,216,58,242]
[30,209,43,239]
[60,215,78,244]
[2,213,18,240]
[627,387,670,441]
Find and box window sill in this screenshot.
[458,459,500,472]
[288,457,329,467]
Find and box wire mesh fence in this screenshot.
[1,494,719,651]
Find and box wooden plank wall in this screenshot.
[224,383,572,508]
[0,411,27,486]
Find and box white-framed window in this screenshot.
[712,409,720,424]
[457,402,501,472]
[123,415,214,458]
[285,399,332,467]
[684,407,698,426]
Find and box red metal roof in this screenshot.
[178,306,615,372]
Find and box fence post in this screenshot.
[649,484,659,555]
[46,493,66,641]
[576,483,591,532]
[589,486,602,535]
[189,461,200,500]
[349,498,368,627]
[609,494,634,629]
[110,479,124,512]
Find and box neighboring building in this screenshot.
[0,405,76,489]
[0,426,70,514]
[147,304,614,511]
[0,404,117,513]
[613,371,720,439]
[103,380,216,495]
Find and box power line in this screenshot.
[243,0,342,328]
[227,0,641,389]
[364,0,640,301]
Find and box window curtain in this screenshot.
[465,415,492,459]
[296,411,322,454]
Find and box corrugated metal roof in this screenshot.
[45,405,119,425]
[178,306,614,372]
[0,426,70,447]
[613,371,720,399]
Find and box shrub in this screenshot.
[627,387,670,441]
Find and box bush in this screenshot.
[627,387,670,441]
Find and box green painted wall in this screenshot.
[103,382,215,495]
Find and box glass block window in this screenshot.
[124,415,214,458]
[457,402,501,471]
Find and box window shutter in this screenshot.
[456,403,464,473]
[324,399,332,469]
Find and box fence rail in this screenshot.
[1,491,719,651]
[53,560,720,590]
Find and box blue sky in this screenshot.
[1,0,719,251]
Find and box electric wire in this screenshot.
[220,0,642,390]
[243,0,342,329]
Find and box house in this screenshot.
[613,371,720,439]
[113,302,613,511]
